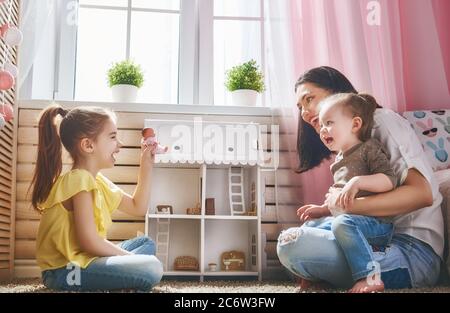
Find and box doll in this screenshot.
[141,127,168,154]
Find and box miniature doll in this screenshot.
[141,127,168,154]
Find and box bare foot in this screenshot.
[349,279,385,293]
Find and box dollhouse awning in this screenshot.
[144,119,271,166]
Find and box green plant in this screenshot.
[107,60,144,88]
[225,59,265,93]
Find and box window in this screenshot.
[75,0,180,103]
[212,0,265,106]
[59,0,266,106]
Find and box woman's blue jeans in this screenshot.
[42,236,163,292]
[277,216,441,289]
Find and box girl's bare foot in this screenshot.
[349,279,385,293]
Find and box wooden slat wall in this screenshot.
[261,115,304,269]
[15,107,303,278]
[0,0,20,282]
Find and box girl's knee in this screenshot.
[133,236,156,256]
[141,255,163,285]
[143,237,156,253]
[137,235,154,245]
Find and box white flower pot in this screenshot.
[111,84,139,103]
[231,89,259,106]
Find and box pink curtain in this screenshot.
[284,0,450,204]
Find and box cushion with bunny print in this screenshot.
[402,110,450,171]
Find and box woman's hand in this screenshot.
[297,204,330,224]
[336,177,361,210]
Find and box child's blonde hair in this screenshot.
[30,104,116,210]
[322,93,379,142]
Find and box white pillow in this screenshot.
[402,110,450,171]
[434,168,450,186]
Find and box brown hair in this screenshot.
[30,104,116,210]
[295,66,359,173]
[321,93,379,142]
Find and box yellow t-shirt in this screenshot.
[36,169,124,271]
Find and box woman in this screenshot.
[276,66,444,291]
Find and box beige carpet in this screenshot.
[1,279,450,293]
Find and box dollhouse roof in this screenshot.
[144,119,269,166]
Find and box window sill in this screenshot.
[18,100,273,117]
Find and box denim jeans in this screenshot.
[277,217,441,289]
[310,214,394,281]
[42,236,163,292]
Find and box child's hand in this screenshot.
[297,204,330,224]
[336,177,361,210]
[140,141,157,168]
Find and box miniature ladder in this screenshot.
[156,218,170,271]
[229,167,246,215]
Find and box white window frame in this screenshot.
[198,0,266,106]
[54,0,265,106]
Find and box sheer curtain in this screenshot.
[264,0,450,209]
[18,0,56,96]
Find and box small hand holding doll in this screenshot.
[141,127,168,154]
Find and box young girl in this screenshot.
[31,104,163,292]
[296,93,398,293]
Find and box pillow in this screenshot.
[402,110,450,171]
[434,168,450,186]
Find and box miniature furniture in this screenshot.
[157,205,173,214]
[174,256,199,271]
[186,204,201,215]
[205,198,215,215]
[144,119,263,281]
[221,251,245,271]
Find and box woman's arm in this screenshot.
[344,169,433,217]
[73,191,131,256]
[336,173,394,209]
[117,143,157,217]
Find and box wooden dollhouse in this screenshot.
[144,119,263,281]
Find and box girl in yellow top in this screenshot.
[31,104,163,292]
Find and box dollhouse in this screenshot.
[144,119,263,281]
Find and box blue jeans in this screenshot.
[42,236,163,292]
[313,214,394,281]
[277,217,441,289]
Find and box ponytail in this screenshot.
[357,93,380,115]
[31,104,68,210]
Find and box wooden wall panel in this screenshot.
[0,0,20,282]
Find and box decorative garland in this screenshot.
[0,0,21,129]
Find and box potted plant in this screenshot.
[225,59,265,106]
[107,60,144,102]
